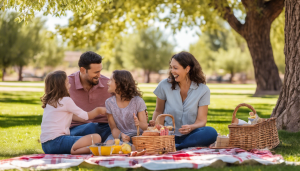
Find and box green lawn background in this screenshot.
[0,83,299,170]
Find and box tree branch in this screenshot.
[211,0,244,37]
[264,0,285,22]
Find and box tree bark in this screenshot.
[144,70,151,83]
[2,68,6,81]
[271,0,300,132]
[243,18,282,96]
[18,65,23,81]
[214,0,284,96]
[230,70,234,83]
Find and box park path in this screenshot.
[0,82,256,94]
[0,82,44,92]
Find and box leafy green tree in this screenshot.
[0,12,65,81]
[0,12,20,81]
[271,11,285,74]
[190,21,251,82]
[12,18,45,81]
[120,28,174,83]
[33,36,65,70]
[214,48,251,83]
[1,0,285,95]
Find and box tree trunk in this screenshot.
[1,68,6,81]
[18,65,23,81]
[243,19,282,96]
[271,0,300,132]
[230,70,234,83]
[217,0,284,96]
[144,70,151,83]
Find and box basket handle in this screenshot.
[137,114,176,136]
[155,114,176,130]
[231,103,256,124]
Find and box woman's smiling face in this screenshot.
[170,58,190,83]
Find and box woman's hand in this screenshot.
[121,132,130,142]
[178,125,193,135]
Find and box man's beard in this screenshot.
[87,77,99,86]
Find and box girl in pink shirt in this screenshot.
[40,70,106,154]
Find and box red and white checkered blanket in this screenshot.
[0,148,286,170]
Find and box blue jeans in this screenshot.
[42,135,82,154]
[175,126,218,150]
[70,123,111,142]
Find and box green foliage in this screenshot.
[0,11,65,80]
[190,21,252,78]
[33,36,65,69]
[1,0,244,56]
[271,11,285,74]
[12,17,45,68]
[0,12,21,70]
[109,28,174,82]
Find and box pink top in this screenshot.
[40,97,88,143]
[68,71,112,128]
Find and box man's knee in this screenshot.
[82,123,98,134]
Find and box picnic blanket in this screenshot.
[0,148,291,170]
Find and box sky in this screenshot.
[41,12,200,52]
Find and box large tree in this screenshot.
[1,0,284,95]
[271,0,300,132]
[12,18,45,81]
[0,12,20,81]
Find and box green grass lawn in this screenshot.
[0,83,299,171]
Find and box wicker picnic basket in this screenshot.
[228,103,280,150]
[132,114,176,154]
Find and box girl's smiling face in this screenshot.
[170,58,190,83]
[107,74,117,93]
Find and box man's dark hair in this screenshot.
[78,51,102,70]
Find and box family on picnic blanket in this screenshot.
[40,51,218,155]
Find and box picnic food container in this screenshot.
[112,145,122,154]
[88,144,114,156]
[228,103,280,150]
[132,114,176,154]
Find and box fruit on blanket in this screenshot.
[112,145,122,154]
[121,143,131,154]
[114,139,120,145]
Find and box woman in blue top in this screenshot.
[149,51,218,150]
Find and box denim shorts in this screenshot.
[42,135,82,154]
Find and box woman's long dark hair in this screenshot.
[113,70,142,101]
[40,70,70,108]
[168,51,206,90]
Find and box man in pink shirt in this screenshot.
[68,51,112,142]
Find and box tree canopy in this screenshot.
[110,28,174,83]
[2,0,285,94]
